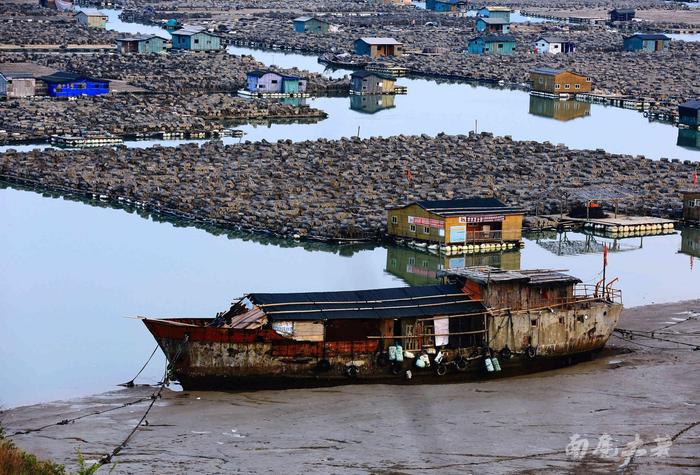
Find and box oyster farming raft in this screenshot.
[142,267,623,388]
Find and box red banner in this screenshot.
[408,216,444,228]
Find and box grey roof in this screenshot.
[679,100,700,110]
[247,69,282,78]
[477,17,510,25]
[40,71,109,83]
[248,284,485,321]
[536,36,573,44]
[530,67,565,75]
[626,33,671,41]
[117,34,166,42]
[351,69,396,80]
[294,16,328,24]
[473,34,516,43]
[171,25,220,37]
[440,267,582,286]
[357,37,403,45]
[609,8,635,14]
[75,8,106,17]
[391,197,522,217]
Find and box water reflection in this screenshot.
[531,230,644,256]
[529,96,591,122]
[677,128,700,150]
[350,94,396,114]
[385,246,521,285]
[680,227,700,258]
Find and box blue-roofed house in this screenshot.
[475,17,510,34]
[426,0,468,12]
[293,17,330,33]
[171,25,222,51]
[40,72,110,97]
[467,35,516,55]
[246,70,307,94]
[623,33,671,52]
[476,6,512,21]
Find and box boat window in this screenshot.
[409,224,416,232]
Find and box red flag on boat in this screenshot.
[603,243,608,267]
[694,171,697,187]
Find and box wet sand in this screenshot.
[2,300,699,474]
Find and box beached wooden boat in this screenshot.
[142,267,622,389]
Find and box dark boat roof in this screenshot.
[390,197,523,217]
[248,284,485,321]
[440,266,581,286]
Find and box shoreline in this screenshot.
[2,298,698,473]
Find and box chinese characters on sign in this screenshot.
[565,433,671,468]
[458,215,504,224]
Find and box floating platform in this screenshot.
[365,64,408,77]
[396,238,521,255]
[540,214,676,237]
[349,86,407,95]
[237,90,310,99]
[51,134,123,148]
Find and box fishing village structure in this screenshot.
[608,8,636,22]
[293,17,330,33]
[171,25,222,51]
[349,70,405,95]
[475,17,511,34]
[75,9,107,29]
[425,0,468,13]
[467,35,516,55]
[142,267,622,388]
[623,33,671,52]
[116,35,168,54]
[244,70,308,97]
[533,37,576,55]
[386,198,524,249]
[0,62,55,98]
[40,71,109,97]
[529,68,592,97]
[476,6,512,21]
[349,94,396,113]
[353,37,403,57]
[678,100,700,129]
[682,190,700,224]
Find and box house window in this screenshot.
[564,84,570,89]
[408,257,415,265]
[391,216,398,224]
[497,43,503,49]
[555,84,561,89]
[409,224,416,233]
[423,226,430,234]
[586,77,592,82]
[194,39,200,44]
[575,84,581,89]
[271,79,278,84]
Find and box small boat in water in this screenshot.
[142,267,622,389]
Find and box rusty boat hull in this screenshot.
[143,298,623,390]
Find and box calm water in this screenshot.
[74,7,171,38]
[1,186,698,407]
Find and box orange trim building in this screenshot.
[530,68,592,95]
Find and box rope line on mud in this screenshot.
[96,334,189,469]
[615,328,700,349]
[120,345,159,388]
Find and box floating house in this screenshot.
[530,68,592,96]
[75,9,108,28]
[171,26,222,51]
[245,70,307,94]
[475,17,510,34]
[293,17,330,33]
[387,197,524,245]
[623,33,671,52]
[40,0,73,11]
[40,72,109,97]
[476,6,511,21]
[529,96,591,121]
[467,35,516,55]
[350,94,396,114]
[677,129,700,150]
[425,0,468,12]
[354,37,403,57]
[609,8,635,22]
[533,36,576,54]
[0,62,56,98]
[678,100,700,128]
[682,191,700,224]
[350,70,396,94]
[116,35,167,54]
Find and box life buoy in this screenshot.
[435,363,447,376]
[316,359,331,372]
[526,346,537,358]
[346,364,359,378]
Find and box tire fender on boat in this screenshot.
[455,356,468,371]
[346,364,359,378]
[435,363,447,376]
[526,346,537,358]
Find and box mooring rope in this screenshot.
[119,345,159,388]
[96,334,189,468]
[614,328,700,350]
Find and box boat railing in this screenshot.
[574,283,623,304]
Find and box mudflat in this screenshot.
[3,300,699,474]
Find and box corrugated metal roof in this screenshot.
[351,70,396,80]
[248,285,485,321]
[171,25,219,36]
[358,37,402,45]
[626,33,670,41]
[610,8,635,14]
[537,36,573,44]
[117,34,165,41]
[390,197,523,217]
[440,267,581,286]
[530,67,564,75]
[75,8,106,17]
[40,71,109,83]
[478,17,510,24]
